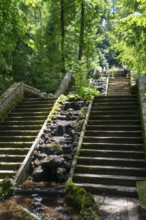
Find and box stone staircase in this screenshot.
[108,77,130,95]
[73,77,146,197]
[0,97,55,182]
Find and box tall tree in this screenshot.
[109,0,146,74]
[60,0,65,73]
[78,0,85,60]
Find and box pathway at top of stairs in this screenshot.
[0,97,56,182]
[73,77,146,219]
[108,77,130,96]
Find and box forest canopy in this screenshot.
[0,0,145,94]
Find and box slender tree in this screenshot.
[78,0,85,60]
[60,0,65,73]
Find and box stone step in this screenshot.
[75,165,146,177]
[73,183,137,197]
[73,78,146,198]
[83,136,143,144]
[89,115,140,120]
[109,80,129,83]
[0,125,42,130]
[108,86,129,89]
[22,99,55,104]
[79,149,144,159]
[10,112,49,116]
[107,93,130,96]
[0,155,25,162]
[6,115,47,120]
[87,119,140,125]
[108,84,129,87]
[17,103,53,108]
[93,101,138,105]
[81,143,143,151]
[23,97,55,101]
[73,173,146,187]
[91,109,139,114]
[94,96,137,101]
[92,105,137,111]
[0,162,21,170]
[0,148,29,155]
[0,170,17,178]
[86,125,141,131]
[84,130,142,137]
[109,81,129,84]
[1,120,44,125]
[0,136,36,142]
[0,142,32,148]
[14,108,51,112]
[0,96,55,182]
[77,157,146,167]
[108,88,130,92]
[0,130,38,136]
[109,77,129,80]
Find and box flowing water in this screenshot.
[0,195,81,220]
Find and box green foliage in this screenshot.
[73,60,99,99]
[66,181,99,220]
[78,107,87,120]
[107,67,118,75]
[108,0,146,75]
[0,178,14,199]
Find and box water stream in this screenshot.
[0,194,81,220]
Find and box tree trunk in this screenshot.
[60,0,65,73]
[78,0,85,60]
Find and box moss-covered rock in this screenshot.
[0,178,14,199]
[66,181,99,219]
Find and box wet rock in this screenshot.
[42,143,62,155]
[33,153,47,162]
[32,166,45,181]
[57,167,67,182]
[73,120,84,132]
[62,144,71,154]
[63,101,85,110]
[41,155,65,168]
[30,97,87,184]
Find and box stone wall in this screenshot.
[138,76,146,156]
[0,83,22,121]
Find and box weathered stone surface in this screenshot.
[57,167,67,182]
[31,98,86,183]
[139,76,146,155]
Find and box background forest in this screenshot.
[0,0,146,94]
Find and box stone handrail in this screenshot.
[0,82,43,121]
[0,83,22,121]
[105,77,109,96]
[54,72,72,97]
[138,76,146,156]
[22,83,44,97]
[67,99,93,182]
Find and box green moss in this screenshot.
[137,181,146,207]
[67,94,82,100]
[0,178,14,199]
[66,181,99,219]
[78,107,87,120]
[47,94,67,121]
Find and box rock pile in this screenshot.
[31,97,87,183]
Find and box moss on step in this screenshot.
[136,181,146,215]
[66,181,99,220]
[47,93,84,121]
[47,95,67,121]
[0,178,14,199]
